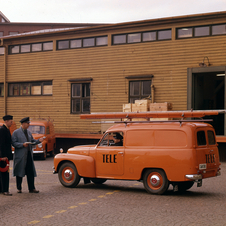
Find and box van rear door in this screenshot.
[195,128,220,178]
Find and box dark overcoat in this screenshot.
[0,124,13,161]
[12,127,40,178]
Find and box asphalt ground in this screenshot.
[0,157,226,226]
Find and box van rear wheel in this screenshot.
[177,181,194,192]
[143,169,169,195]
[91,178,107,184]
[58,162,80,188]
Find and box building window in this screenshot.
[177,24,226,39]
[212,24,226,35]
[21,44,31,53]
[129,80,152,103]
[128,33,141,43]
[32,43,42,52]
[0,47,4,55]
[96,36,108,46]
[0,31,3,37]
[43,42,53,51]
[83,37,95,47]
[9,45,20,54]
[71,83,90,114]
[113,29,171,45]
[9,42,53,54]
[112,34,126,45]
[57,36,107,50]
[9,31,19,35]
[58,40,69,49]
[71,39,82,48]
[8,81,52,96]
[194,26,210,37]
[177,28,193,38]
[158,30,171,40]
[0,84,4,97]
[142,31,156,42]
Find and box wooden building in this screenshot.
[1,11,226,156]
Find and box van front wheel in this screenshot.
[143,169,169,195]
[58,162,80,188]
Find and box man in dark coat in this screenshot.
[0,115,13,196]
[12,117,43,193]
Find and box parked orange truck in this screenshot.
[53,110,222,195]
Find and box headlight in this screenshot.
[38,143,43,148]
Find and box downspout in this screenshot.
[1,38,7,115]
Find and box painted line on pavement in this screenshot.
[27,189,121,225]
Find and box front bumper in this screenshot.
[33,150,45,154]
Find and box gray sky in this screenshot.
[1,0,226,24]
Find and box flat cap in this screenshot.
[3,115,13,121]
[20,117,30,123]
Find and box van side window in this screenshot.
[207,130,216,145]
[197,131,206,146]
[99,132,123,146]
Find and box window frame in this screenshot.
[8,81,53,96]
[177,23,226,39]
[8,41,53,54]
[71,82,91,114]
[129,80,152,103]
[57,36,108,50]
[112,29,171,45]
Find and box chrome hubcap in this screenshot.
[64,169,73,180]
[150,175,160,187]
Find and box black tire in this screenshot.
[58,162,80,188]
[177,181,194,192]
[143,169,169,195]
[91,178,107,184]
[49,149,55,157]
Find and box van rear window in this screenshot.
[197,131,206,146]
[207,130,216,145]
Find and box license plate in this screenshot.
[199,163,207,170]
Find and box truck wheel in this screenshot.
[177,181,194,192]
[143,169,169,195]
[91,178,107,184]
[58,162,80,188]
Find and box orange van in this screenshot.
[28,120,56,160]
[53,111,221,195]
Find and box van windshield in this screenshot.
[28,125,45,134]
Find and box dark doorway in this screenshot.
[193,72,225,135]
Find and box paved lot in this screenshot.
[1,157,226,226]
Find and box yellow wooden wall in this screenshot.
[0,14,226,133]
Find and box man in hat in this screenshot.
[12,117,43,193]
[112,133,123,146]
[0,115,14,196]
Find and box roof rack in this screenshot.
[81,110,226,120]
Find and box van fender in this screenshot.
[55,154,95,178]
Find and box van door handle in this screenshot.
[118,152,123,155]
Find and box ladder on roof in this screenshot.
[80,110,226,120]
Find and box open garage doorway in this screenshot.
[187,66,226,135]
